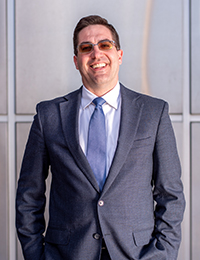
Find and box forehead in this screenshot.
[78,25,113,44]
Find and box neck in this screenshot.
[84,82,118,97]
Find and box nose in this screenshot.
[91,45,103,58]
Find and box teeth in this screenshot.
[92,63,106,69]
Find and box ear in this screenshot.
[73,55,79,70]
[118,49,123,65]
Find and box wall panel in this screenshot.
[0,123,8,260]
[191,0,200,114]
[191,123,200,259]
[148,0,183,114]
[0,0,7,114]
[120,0,183,114]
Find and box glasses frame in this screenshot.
[77,39,117,54]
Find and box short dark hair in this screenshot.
[73,15,121,56]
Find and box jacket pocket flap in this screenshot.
[45,227,70,245]
[133,228,153,247]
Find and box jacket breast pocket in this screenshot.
[45,227,70,245]
[132,228,153,247]
[133,136,152,148]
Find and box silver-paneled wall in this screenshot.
[0,0,199,259]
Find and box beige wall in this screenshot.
[0,0,199,259]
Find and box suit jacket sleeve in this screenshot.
[139,102,185,259]
[16,104,49,260]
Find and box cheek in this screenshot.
[74,55,88,70]
[78,58,88,71]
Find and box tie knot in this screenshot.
[93,97,106,108]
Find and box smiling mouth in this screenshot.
[91,63,106,69]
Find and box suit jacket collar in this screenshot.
[59,84,144,194]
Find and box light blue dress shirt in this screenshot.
[79,82,121,176]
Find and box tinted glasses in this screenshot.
[77,39,117,54]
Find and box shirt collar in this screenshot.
[81,82,121,110]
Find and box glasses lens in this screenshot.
[78,40,115,54]
[79,43,93,53]
[98,40,113,51]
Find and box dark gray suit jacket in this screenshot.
[16,84,185,260]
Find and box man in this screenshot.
[16,15,185,260]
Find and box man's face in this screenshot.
[74,25,123,96]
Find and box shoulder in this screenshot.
[36,87,82,112]
[120,83,168,111]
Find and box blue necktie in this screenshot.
[87,97,106,190]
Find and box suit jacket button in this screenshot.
[93,233,101,240]
[98,200,104,206]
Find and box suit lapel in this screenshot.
[59,87,100,192]
[102,85,144,194]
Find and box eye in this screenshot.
[99,41,113,50]
[79,44,93,53]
